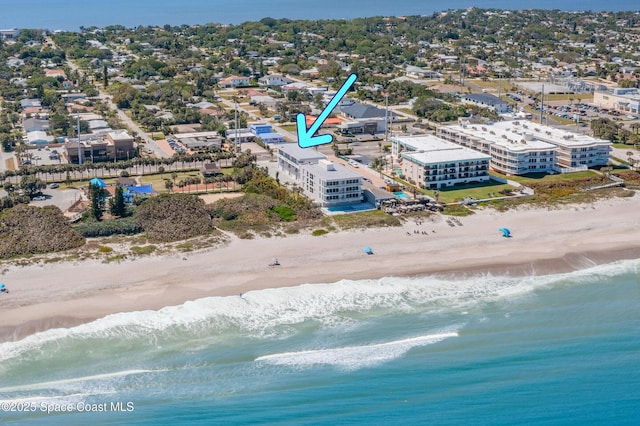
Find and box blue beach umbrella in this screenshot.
[363,246,374,255]
[498,228,511,238]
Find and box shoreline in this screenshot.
[1,196,639,343]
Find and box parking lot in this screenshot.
[28,187,83,212]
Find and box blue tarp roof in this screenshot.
[125,185,155,194]
[89,178,106,187]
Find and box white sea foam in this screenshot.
[255,331,459,370]
[0,369,156,393]
[1,259,637,363]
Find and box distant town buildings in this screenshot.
[172,131,224,151]
[459,93,509,114]
[0,28,19,40]
[65,130,136,164]
[593,88,640,115]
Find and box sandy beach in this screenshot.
[1,195,639,343]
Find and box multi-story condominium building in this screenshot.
[437,122,556,175]
[391,135,491,189]
[437,120,610,175]
[277,143,363,207]
[299,159,363,207]
[277,143,326,180]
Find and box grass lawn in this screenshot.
[542,93,593,101]
[490,170,599,185]
[468,80,500,89]
[138,169,234,192]
[424,180,514,203]
[612,143,639,151]
[398,108,415,116]
[279,124,297,132]
[64,176,121,189]
[391,175,515,203]
[327,209,402,229]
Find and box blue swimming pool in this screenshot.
[394,191,410,199]
[326,202,376,213]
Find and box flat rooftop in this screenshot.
[490,120,610,148]
[445,122,556,151]
[277,142,326,162]
[300,161,361,181]
[173,131,222,139]
[393,134,490,164]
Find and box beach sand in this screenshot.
[1,195,639,342]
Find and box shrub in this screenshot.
[0,204,85,258]
[135,194,215,242]
[97,246,114,253]
[74,217,143,237]
[270,205,296,222]
[311,229,329,236]
[130,245,157,255]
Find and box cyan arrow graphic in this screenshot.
[297,73,357,148]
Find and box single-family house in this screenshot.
[258,74,294,87]
[218,75,251,88]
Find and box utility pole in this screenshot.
[384,92,389,142]
[235,101,240,154]
[540,84,544,125]
[77,111,82,165]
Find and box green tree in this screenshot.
[19,175,46,197]
[89,182,107,220]
[0,134,15,152]
[109,185,126,217]
[371,156,386,176]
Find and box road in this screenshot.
[52,35,170,159]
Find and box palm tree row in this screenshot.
[0,151,236,183]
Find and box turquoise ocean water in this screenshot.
[1,260,639,424]
[0,0,638,31]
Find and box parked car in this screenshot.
[50,183,59,189]
[32,195,46,201]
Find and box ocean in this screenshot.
[1,260,639,425]
[0,0,638,31]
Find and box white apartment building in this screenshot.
[391,135,491,189]
[437,120,610,175]
[299,159,363,207]
[437,122,556,175]
[277,143,326,180]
